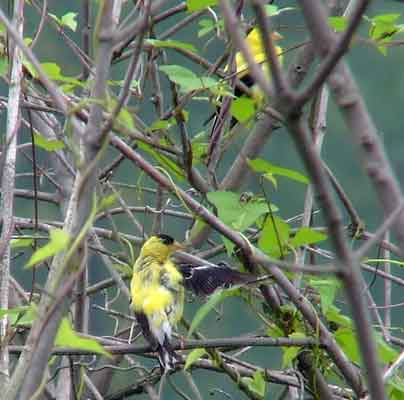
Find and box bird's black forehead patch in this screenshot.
[157,234,175,245]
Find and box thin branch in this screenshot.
[299,0,404,257]
[383,231,391,339]
[219,0,273,97]
[323,162,362,233]
[8,336,321,356]
[0,8,68,114]
[113,0,170,48]
[355,199,404,259]
[295,0,371,107]
[251,0,291,96]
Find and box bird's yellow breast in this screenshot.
[131,258,184,324]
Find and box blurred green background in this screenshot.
[2,0,404,398]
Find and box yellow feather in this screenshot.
[143,287,173,316]
[235,28,283,78]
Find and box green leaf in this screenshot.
[33,133,65,151]
[0,305,36,325]
[197,19,225,38]
[39,63,82,87]
[369,13,401,41]
[388,376,404,400]
[208,191,276,253]
[98,193,118,211]
[241,371,266,398]
[22,59,36,78]
[309,277,340,314]
[159,64,201,91]
[0,56,8,77]
[147,117,177,132]
[372,13,401,25]
[26,229,70,268]
[258,216,290,258]
[138,142,185,181]
[56,318,111,357]
[282,333,307,367]
[264,5,295,17]
[207,191,276,231]
[335,327,360,364]
[376,45,388,56]
[41,63,64,80]
[335,326,398,365]
[188,288,240,337]
[0,306,31,319]
[61,12,78,32]
[282,346,300,368]
[284,333,316,369]
[325,305,353,329]
[49,12,78,32]
[147,39,197,52]
[365,258,404,268]
[48,13,62,25]
[328,16,348,32]
[15,306,37,326]
[11,238,34,249]
[230,96,256,124]
[184,348,207,370]
[198,19,214,37]
[266,324,284,338]
[159,64,226,95]
[265,5,278,16]
[117,107,134,130]
[187,0,217,12]
[112,262,133,277]
[248,158,309,185]
[290,227,327,248]
[191,141,208,164]
[188,217,207,241]
[376,333,398,363]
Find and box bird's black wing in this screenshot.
[179,262,251,296]
[134,312,158,349]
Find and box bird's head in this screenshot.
[140,234,184,262]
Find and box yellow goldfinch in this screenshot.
[131,234,251,370]
[131,234,184,370]
[235,29,283,74]
[210,28,283,131]
[234,28,283,105]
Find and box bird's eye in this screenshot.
[157,234,175,245]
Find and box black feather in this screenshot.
[135,312,157,350]
[206,72,257,130]
[179,262,251,295]
[156,234,175,245]
[135,311,178,371]
[157,336,178,371]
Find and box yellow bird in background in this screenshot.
[235,28,283,74]
[131,234,250,370]
[234,28,283,103]
[209,27,283,135]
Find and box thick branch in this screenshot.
[0,0,24,388]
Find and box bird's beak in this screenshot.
[271,31,283,41]
[172,241,185,252]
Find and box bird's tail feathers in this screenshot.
[157,336,178,371]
